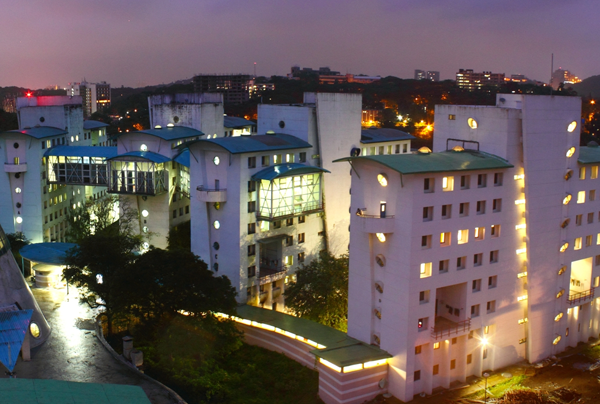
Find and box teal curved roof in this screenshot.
[0,126,67,139]
[578,146,600,164]
[361,128,416,144]
[224,116,255,128]
[189,133,311,154]
[335,149,513,174]
[251,163,330,181]
[113,126,203,141]
[108,151,171,164]
[83,120,109,130]
[173,149,190,167]
[44,146,117,159]
[20,243,77,266]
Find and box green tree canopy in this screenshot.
[284,251,349,332]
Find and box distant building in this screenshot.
[2,94,17,113]
[289,66,380,85]
[427,71,440,82]
[362,110,382,127]
[192,74,252,104]
[247,80,275,99]
[415,70,440,82]
[415,70,426,80]
[456,69,505,90]
[551,68,581,90]
[65,81,111,117]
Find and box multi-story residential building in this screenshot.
[551,68,582,90]
[415,70,440,82]
[338,94,588,401]
[95,81,111,111]
[456,69,505,90]
[66,81,111,117]
[192,74,252,104]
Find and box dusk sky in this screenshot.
[1,0,598,89]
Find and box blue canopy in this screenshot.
[0,310,33,372]
[251,163,330,181]
[20,243,77,266]
[108,151,171,164]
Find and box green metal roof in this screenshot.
[335,149,513,174]
[0,379,151,403]
[578,146,600,164]
[0,127,67,139]
[361,128,416,144]
[235,305,390,367]
[189,133,311,154]
[113,126,204,141]
[251,163,330,181]
[173,149,190,167]
[44,146,117,159]
[108,151,171,164]
[20,243,77,266]
[224,116,255,128]
[83,120,109,130]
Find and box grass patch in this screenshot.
[582,343,600,360]
[465,375,527,400]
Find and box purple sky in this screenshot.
[1,0,598,89]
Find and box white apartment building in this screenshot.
[339,94,591,401]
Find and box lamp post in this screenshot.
[483,372,490,403]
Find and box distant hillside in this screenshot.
[571,75,600,98]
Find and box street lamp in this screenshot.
[483,372,490,404]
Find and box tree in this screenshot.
[6,232,30,272]
[284,251,349,331]
[167,220,191,251]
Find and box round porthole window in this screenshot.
[375,254,386,267]
[173,116,180,123]
[16,202,21,208]
[15,173,20,179]
[567,121,577,133]
[13,142,19,149]
[566,147,576,158]
[16,217,23,224]
[39,117,45,123]
[213,220,221,229]
[213,156,220,166]
[140,144,148,152]
[467,118,478,129]
[563,194,572,205]
[213,242,220,250]
[30,322,41,338]
[279,120,285,129]
[213,263,219,272]
[15,187,21,194]
[142,226,149,233]
[213,202,221,210]
[376,233,386,243]
[141,210,149,217]
[377,173,388,187]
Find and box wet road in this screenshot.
[11,287,179,404]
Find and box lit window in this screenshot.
[560,242,569,252]
[457,229,468,244]
[592,166,598,179]
[213,220,221,229]
[553,335,561,345]
[563,194,572,205]
[491,224,500,237]
[577,191,586,204]
[140,144,148,152]
[420,262,432,278]
[377,173,388,187]
[474,227,484,240]
[440,232,451,247]
[376,233,386,243]
[574,237,582,250]
[555,313,563,322]
[442,176,454,191]
[468,118,478,129]
[579,167,586,180]
[141,210,149,217]
[566,147,576,158]
[567,121,577,132]
[433,342,440,349]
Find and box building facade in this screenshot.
[339,94,591,401]
[456,69,505,90]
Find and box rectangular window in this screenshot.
[441,204,452,219]
[260,221,270,232]
[403,144,408,153]
[595,276,600,288]
[298,233,305,243]
[179,207,183,216]
[459,202,469,217]
[248,201,256,213]
[419,290,430,303]
[488,275,498,289]
[442,176,454,191]
[284,255,293,266]
[474,253,483,267]
[580,167,586,180]
[433,342,440,349]
[490,250,499,263]
[415,345,422,355]
[440,232,451,247]
[574,237,582,250]
[474,226,485,240]
[248,223,256,234]
[298,215,306,223]
[457,229,468,244]
[450,359,456,370]
[476,200,486,215]
[248,244,256,256]
[172,210,177,219]
[417,317,428,331]
[261,156,270,166]
[424,178,434,193]
[423,206,433,222]
[492,198,502,212]
[285,235,293,246]
[273,221,281,229]
[487,300,496,313]
[471,304,480,317]
[439,260,449,274]
[298,252,305,262]
[422,235,432,249]
[593,166,599,179]
[248,156,256,168]
[483,348,488,359]
[286,218,294,226]
[591,190,597,201]
[596,255,600,266]
[467,354,472,365]
[433,364,439,375]
[494,173,503,186]
[589,212,594,224]
[586,235,593,247]
[578,191,586,204]
[448,114,456,120]
[395,144,400,154]
[460,175,470,189]
[185,205,190,214]
[248,266,256,277]
[420,262,432,278]
[414,370,421,381]
[299,152,306,162]
[248,181,257,192]
[472,279,481,292]
[457,256,466,270]
[387,145,392,155]
[286,153,295,163]
[273,154,282,164]
[576,214,583,226]
[491,224,500,237]
[378,146,384,155]
[478,174,487,188]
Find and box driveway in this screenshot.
[10,287,179,404]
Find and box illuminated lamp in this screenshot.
[481,337,488,346]
[140,144,148,152]
[213,220,221,229]
[563,194,572,205]
[167,123,174,127]
[417,146,431,154]
[141,210,149,217]
[154,125,162,129]
[30,322,40,338]
[376,233,386,242]
[467,118,478,129]
[566,147,576,158]
[567,121,577,132]
[15,217,22,224]
[377,173,388,186]
[452,145,464,152]
[559,242,569,252]
[26,92,32,97]
[142,242,149,249]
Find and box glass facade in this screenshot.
[47,155,108,185]
[257,173,323,220]
[107,159,167,195]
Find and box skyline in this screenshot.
[1,0,598,89]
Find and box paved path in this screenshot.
[10,287,179,404]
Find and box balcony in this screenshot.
[196,186,227,202]
[567,288,595,305]
[258,265,287,286]
[431,317,471,340]
[259,291,268,304]
[4,162,27,173]
[356,214,395,234]
[272,286,282,300]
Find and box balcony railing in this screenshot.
[196,186,227,202]
[431,318,471,340]
[258,265,287,285]
[567,288,595,305]
[356,214,395,234]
